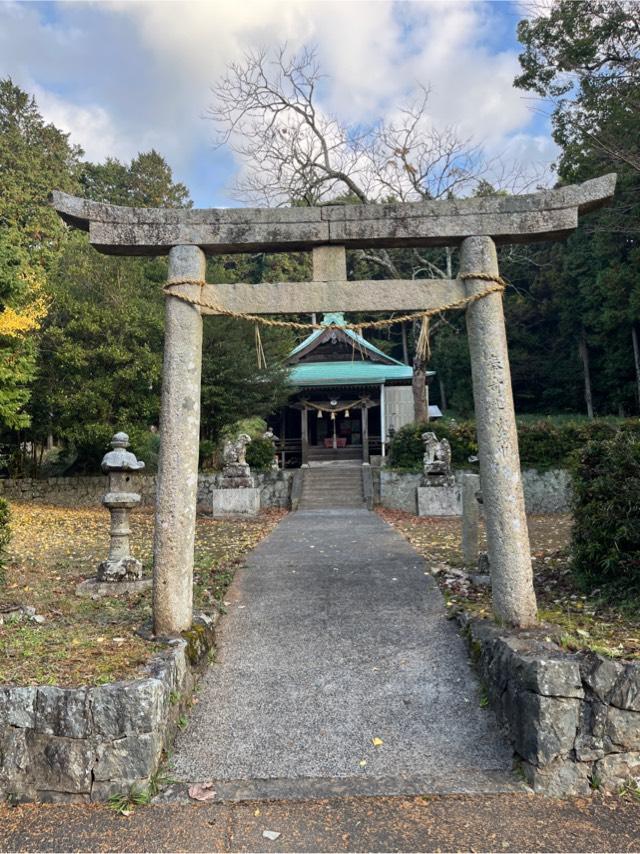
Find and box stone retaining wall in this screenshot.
[461,615,640,796]
[0,471,293,511]
[0,616,215,803]
[378,468,572,515]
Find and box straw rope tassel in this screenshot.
[416,316,431,363]
[255,323,267,369]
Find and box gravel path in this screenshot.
[171,508,518,798]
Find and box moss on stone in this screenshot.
[469,638,483,665]
[181,622,214,667]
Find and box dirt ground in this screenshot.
[1,792,640,853]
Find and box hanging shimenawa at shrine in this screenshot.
[269,312,442,466]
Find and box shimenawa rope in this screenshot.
[162,271,505,365]
[162,271,506,332]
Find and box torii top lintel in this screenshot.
[50,174,616,257]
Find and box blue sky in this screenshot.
[0,0,556,208]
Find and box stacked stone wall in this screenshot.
[0,616,215,803]
[462,615,640,796]
[0,471,293,511]
[378,468,572,515]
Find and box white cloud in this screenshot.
[33,86,139,163]
[0,0,557,205]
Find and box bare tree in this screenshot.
[208,45,534,420]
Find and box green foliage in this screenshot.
[220,417,267,440]
[0,497,10,586]
[79,150,191,208]
[246,436,276,471]
[509,1,640,422]
[201,317,292,442]
[0,79,81,429]
[388,421,477,470]
[127,428,160,474]
[388,418,640,472]
[387,422,427,470]
[571,432,640,599]
[199,439,216,471]
[60,423,159,475]
[12,116,196,472]
[515,1,639,180]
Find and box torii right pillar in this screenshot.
[461,236,537,627]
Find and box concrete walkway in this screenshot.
[171,509,518,799]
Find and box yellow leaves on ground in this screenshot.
[371,737,384,747]
[1,502,285,687]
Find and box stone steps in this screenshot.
[297,466,365,510]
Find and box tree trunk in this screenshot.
[632,323,640,411]
[438,377,448,412]
[401,322,409,364]
[578,326,594,418]
[412,356,428,422]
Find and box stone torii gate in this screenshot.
[52,173,616,635]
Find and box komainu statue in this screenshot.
[263,428,280,471]
[421,431,454,486]
[223,432,251,468]
[219,432,253,488]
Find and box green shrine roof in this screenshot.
[287,312,433,387]
[289,360,415,387]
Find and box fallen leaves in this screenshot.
[188,782,216,802]
[371,736,384,747]
[0,502,285,686]
[379,508,640,660]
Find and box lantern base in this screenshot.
[97,556,143,582]
[75,577,151,598]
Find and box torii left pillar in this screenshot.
[153,245,205,635]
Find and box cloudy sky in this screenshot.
[0,0,556,207]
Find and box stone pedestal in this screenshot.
[76,577,151,598]
[417,483,461,517]
[211,487,260,517]
[217,463,253,489]
[97,495,143,582]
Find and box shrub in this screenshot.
[199,439,217,471]
[387,417,640,472]
[388,422,427,470]
[64,424,159,474]
[571,432,640,599]
[127,428,160,474]
[221,417,267,442]
[0,498,11,586]
[246,436,277,471]
[387,420,477,471]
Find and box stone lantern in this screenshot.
[97,432,145,582]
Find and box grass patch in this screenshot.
[0,502,285,686]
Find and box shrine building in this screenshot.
[271,312,441,467]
